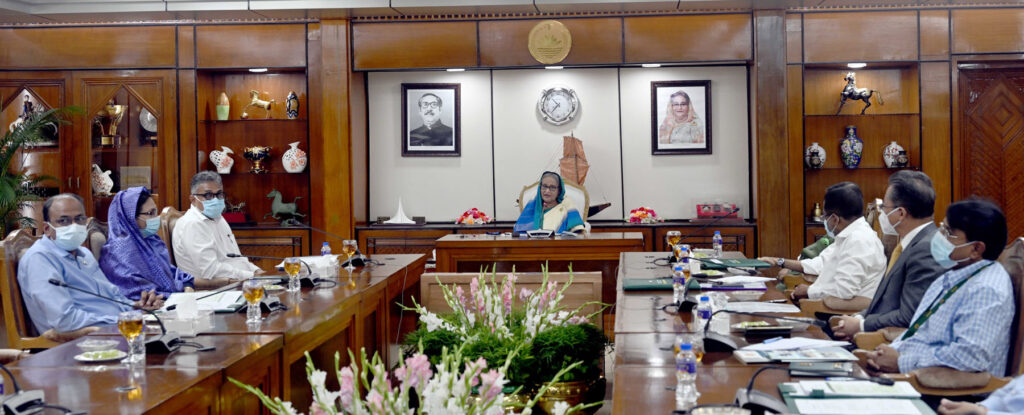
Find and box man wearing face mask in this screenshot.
[759,182,885,304]
[172,171,261,286]
[866,199,1012,377]
[831,170,946,340]
[17,194,164,334]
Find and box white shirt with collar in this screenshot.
[799,217,886,300]
[172,206,260,281]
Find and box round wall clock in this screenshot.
[537,87,579,126]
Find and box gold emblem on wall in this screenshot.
[528,20,572,65]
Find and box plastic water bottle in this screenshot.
[672,263,687,304]
[675,342,699,410]
[712,231,723,258]
[694,296,712,333]
[320,242,332,256]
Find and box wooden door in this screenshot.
[958,68,1024,239]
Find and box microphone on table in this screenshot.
[701,308,828,353]
[662,207,742,263]
[734,365,895,415]
[227,253,335,289]
[1,362,85,415]
[47,279,212,353]
[281,219,378,267]
[693,257,761,276]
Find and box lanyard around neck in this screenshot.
[901,262,992,341]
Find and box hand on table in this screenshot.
[831,315,861,340]
[790,284,809,300]
[184,286,195,293]
[938,399,988,415]
[866,344,900,373]
[134,289,164,311]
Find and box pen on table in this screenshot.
[763,336,784,344]
[766,299,787,303]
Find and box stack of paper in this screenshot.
[725,302,801,313]
[162,291,244,313]
[741,337,850,351]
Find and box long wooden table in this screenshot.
[434,232,644,309]
[610,252,860,414]
[7,254,426,414]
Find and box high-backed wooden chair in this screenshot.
[854,237,1024,395]
[1,229,63,349]
[518,180,590,222]
[159,207,184,265]
[419,271,603,330]
[85,217,108,261]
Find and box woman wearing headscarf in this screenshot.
[514,171,585,234]
[100,186,194,300]
[658,90,705,145]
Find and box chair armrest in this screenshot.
[782,275,806,290]
[904,367,1011,395]
[853,331,888,350]
[41,326,100,343]
[0,349,28,364]
[880,326,907,342]
[822,296,870,312]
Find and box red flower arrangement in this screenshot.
[628,206,662,224]
[456,208,492,225]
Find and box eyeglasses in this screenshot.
[540,184,559,192]
[138,208,158,217]
[671,102,690,107]
[938,222,963,241]
[192,191,226,201]
[50,215,88,227]
[419,102,440,109]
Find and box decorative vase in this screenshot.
[243,146,272,174]
[90,164,113,195]
[895,150,909,168]
[804,142,826,169]
[839,125,863,169]
[209,146,235,174]
[285,90,299,120]
[536,377,606,415]
[282,141,307,173]
[883,141,905,168]
[216,92,230,121]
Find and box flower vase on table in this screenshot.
[839,125,863,169]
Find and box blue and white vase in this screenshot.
[840,125,863,169]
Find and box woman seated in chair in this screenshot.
[100,186,195,300]
[514,171,585,234]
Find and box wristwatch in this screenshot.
[776,257,786,267]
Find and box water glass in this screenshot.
[242,279,265,324]
[117,311,144,364]
[284,257,301,293]
[342,240,358,271]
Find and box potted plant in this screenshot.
[0,107,73,236]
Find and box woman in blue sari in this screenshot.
[100,187,195,300]
[514,171,586,233]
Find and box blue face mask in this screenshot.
[49,223,88,251]
[140,216,160,237]
[823,214,837,239]
[201,198,225,219]
[930,231,975,269]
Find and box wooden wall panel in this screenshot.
[479,18,622,67]
[178,70,197,209]
[803,11,918,62]
[921,62,951,222]
[314,20,356,241]
[623,14,752,63]
[195,24,306,68]
[787,65,804,256]
[0,26,176,69]
[786,13,802,64]
[178,26,195,68]
[351,71,369,224]
[952,9,1024,54]
[754,11,788,258]
[920,10,949,61]
[352,22,478,70]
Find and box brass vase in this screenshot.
[243,146,272,174]
[536,377,606,414]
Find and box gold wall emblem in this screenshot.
[528,20,572,65]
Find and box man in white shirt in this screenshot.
[172,171,261,288]
[760,182,885,304]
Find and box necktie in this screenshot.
[885,242,904,275]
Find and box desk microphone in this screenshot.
[701,308,828,352]
[281,219,376,267]
[662,207,741,263]
[0,363,84,415]
[734,364,895,415]
[47,279,211,353]
[227,253,335,289]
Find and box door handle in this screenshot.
[67,177,71,189]
[76,177,80,189]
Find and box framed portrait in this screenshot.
[401,83,461,157]
[650,80,712,155]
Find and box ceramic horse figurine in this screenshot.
[245,90,275,119]
[837,72,884,115]
[265,189,305,223]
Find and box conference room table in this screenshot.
[6,253,427,414]
[610,251,865,414]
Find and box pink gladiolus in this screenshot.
[339,366,355,408]
[567,315,589,325]
[519,288,533,302]
[455,286,467,312]
[502,283,512,315]
[479,369,505,402]
[367,390,384,413]
[310,404,329,415]
[402,354,432,390]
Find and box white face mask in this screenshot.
[49,222,88,251]
[878,206,902,236]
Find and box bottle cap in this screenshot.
[699,296,710,302]
[714,231,721,234]
[322,242,329,246]
[680,343,692,351]
[673,264,684,271]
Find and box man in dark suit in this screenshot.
[409,92,453,147]
[831,171,947,339]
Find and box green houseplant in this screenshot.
[0,107,73,236]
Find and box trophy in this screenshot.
[97,99,127,146]
[243,146,272,174]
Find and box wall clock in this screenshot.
[537,87,579,126]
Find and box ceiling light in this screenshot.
[642,64,662,68]
[446,68,465,72]
[545,66,564,70]
[249,68,268,73]
[847,63,867,69]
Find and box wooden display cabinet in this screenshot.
[801,64,920,246]
[0,74,69,199]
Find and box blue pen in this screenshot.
[762,336,784,344]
